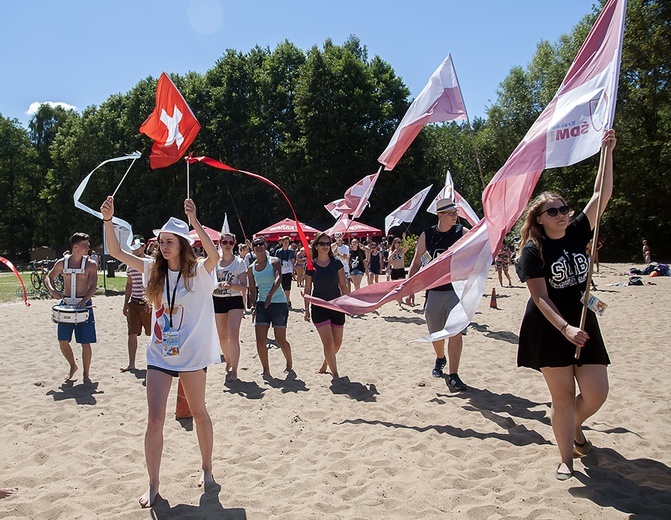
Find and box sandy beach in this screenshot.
[1,262,670,519]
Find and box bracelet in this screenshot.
[103,217,112,222]
[560,323,569,334]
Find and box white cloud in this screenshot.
[26,101,78,116]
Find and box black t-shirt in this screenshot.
[306,257,343,300]
[349,248,366,272]
[517,212,592,309]
[424,224,464,291]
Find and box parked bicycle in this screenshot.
[29,260,63,293]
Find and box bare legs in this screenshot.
[316,325,344,379]
[350,274,363,291]
[255,325,292,377]
[215,309,243,380]
[59,340,92,382]
[431,333,463,373]
[139,368,215,508]
[541,365,609,475]
[497,268,512,287]
[121,333,138,372]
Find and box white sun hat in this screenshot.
[153,217,194,245]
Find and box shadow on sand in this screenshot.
[149,483,247,519]
[46,380,103,405]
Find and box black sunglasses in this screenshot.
[220,240,235,245]
[317,241,331,246]
[539,205,570,217]
[252,242,265,247]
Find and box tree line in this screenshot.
[1,0,668,263]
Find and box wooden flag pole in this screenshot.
[575,144,608,360]
[186,158,190,200]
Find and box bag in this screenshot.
[628,276,643,286]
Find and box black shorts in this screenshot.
[213,295,245,314]
[148,365,208,378]
[311,305,346,327]
[391,268,406,280]
[281,273,293,291]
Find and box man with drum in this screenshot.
[47,232,99,383]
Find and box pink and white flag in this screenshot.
[221,213,230,235]
[324,198,346,219]
[307,0,626,343]
[384,185,433,236]
[427,170,481,227]
[342,168,381,219]
[378,54,467,171]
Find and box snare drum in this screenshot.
[52,305,89,324]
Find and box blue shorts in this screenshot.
[351,269,365,276]
[255,302,288,328]
[57,301,97,344]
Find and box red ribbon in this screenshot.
[0,256,30,307]
[186,156,314,271]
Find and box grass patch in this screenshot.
[0,272,128,303]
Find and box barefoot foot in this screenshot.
[120,365,136,373]
[65,365,78,382]
[198,470,215,489]
[139,485,158,508]
[0,488,14,499]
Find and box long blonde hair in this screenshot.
[518,191,566,265]
[145,234,198,307]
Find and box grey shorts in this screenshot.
[424,290,461,334]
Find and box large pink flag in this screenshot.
[307,0,626,342]
[378,54,467,171]
[384,185,433,236]
[341,169,381,219]
[324,198,346,219]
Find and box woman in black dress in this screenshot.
[303,232,349,380]
[517,129,616,480]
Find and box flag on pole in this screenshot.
[427,170,480,227]
[378,54,467,171]
[324,198,346,219]
[140,73,201,169]
[306,0,626,344]
[384,185,433,236]
[335,169,381,219]
[221,213,230,235]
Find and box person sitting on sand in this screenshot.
[516,130,616,481]
[46,233,99,384]
[121,236,151,373]
[102,196,220,508]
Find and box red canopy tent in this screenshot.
[325,217,383,238]
[254,218,322,242]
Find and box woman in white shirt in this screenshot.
[101,196,219,509]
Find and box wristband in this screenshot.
[103,217,112,222]
[560,323,569,334]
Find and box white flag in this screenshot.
[384,185,433,236]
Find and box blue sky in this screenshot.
[1,1,597,129]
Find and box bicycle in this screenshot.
[29,260,63,293]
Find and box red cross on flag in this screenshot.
[140,72,201,169]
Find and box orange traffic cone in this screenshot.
[490,288,498,309]
[175,380,192,419]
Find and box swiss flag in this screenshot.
[140,73,201,169]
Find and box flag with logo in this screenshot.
[140,73,201,169]
[306,0,626,344]
[427,170,480,227]
[341,169,381,219]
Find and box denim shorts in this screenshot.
[255,302,289,328]
[57,301,97,344]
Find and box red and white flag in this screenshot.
[140,73,201,169]
[378,54,467,171]
[384,185,433,236]
[427,170,480,227]
[306,0,626,343]
[324,198,346,219]
[342,168,381,219]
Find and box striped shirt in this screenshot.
[127,266,146,300]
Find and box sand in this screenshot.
[1,263,670,519]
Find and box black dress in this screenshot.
[517,212,610,371]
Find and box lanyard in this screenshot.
[165,270,182,329]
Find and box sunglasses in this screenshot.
[317,241,331,246]
[252,242,265,247]
[539,205,570,217]
[220,240,235,245]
